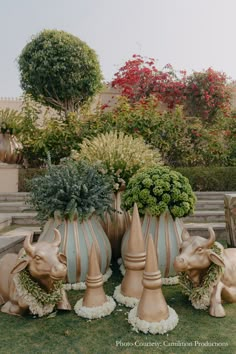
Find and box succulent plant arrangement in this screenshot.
[122,166,196,218]
[71,131,163,192]
[28,160,113,222]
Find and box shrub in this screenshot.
[175,166,236,191]
[19,168,46,192]
[122,166,196,218]
[18,30,102,114]
[11,96,83,167]
[184,68,232,123]
[111,54,186,108]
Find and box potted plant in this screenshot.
[121,166,196,283]
[0,108,23,164]
[28,160,113,289]
[71,131,163,259]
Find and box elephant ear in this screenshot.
[207,250,225,268]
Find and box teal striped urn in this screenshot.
[39,216,112,284]
[121,211,184,278]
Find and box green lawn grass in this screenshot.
[0,261,235,354]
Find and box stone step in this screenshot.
[0,192,29,202]
[0,226,41,258]
[184,222,226,241]
[0,212,39,225]
[0,235,25,258]
[184,210,225,223]
[195,200,224,210]
[0,216,12,231]
[195,191,235,200]
[0,201,31,212]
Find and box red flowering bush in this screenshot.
[112,56,232,124]
[184,68,232,122]
[111,55,186,109]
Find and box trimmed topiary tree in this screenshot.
[18,30,103,114]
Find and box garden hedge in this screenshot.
[175,166,236,191]
[19,166,236,192]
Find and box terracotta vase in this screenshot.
[100,191,130,259]
[0,133,23,164]
[40,215,112,285]
[121,211,184,278]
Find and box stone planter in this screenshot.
[224,193,236,247]
[121,211,184,278]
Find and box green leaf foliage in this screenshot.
[28,160,113,222]
[122,166,196,218]
[18,30,103,113]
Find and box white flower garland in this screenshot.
[74,296,116,319]
[64,267,112,291]
[119,263,179,285]
[13,274,56,317]
[113,284,139,308]
[128,305,179,334]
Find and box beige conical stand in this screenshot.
[113,203,146,307]
[128,235,179,334]
[74,243,116,319]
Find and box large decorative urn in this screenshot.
[100,190,130,259]
[121,211,184,279]
[40,216,112,286]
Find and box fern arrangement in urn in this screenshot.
[29,160,114,286]
[28,160,113,223]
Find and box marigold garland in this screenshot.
[178,242,224,310]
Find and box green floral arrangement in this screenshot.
[28,160,113,222]
[122,166,196,218]
[178,243,224,310]
[71,131,163,192]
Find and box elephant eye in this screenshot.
[197,247,203,252]
[35,255,41,261]
[179,247,182,253]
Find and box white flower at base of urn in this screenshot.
[119,263,179,285]
[128,305,179,334]
[63,267,112,290]
[113,284,139,308]
[161,276,179,285]
[74,296,116,319]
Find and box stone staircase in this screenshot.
[184,191,232,240]
[0,193,40,257]
[0,191,233,257]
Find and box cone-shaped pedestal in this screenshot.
[137,234,169,322]
[121,203,146,299]
[83,243,107,307]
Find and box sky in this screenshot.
[1,0,236,97]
